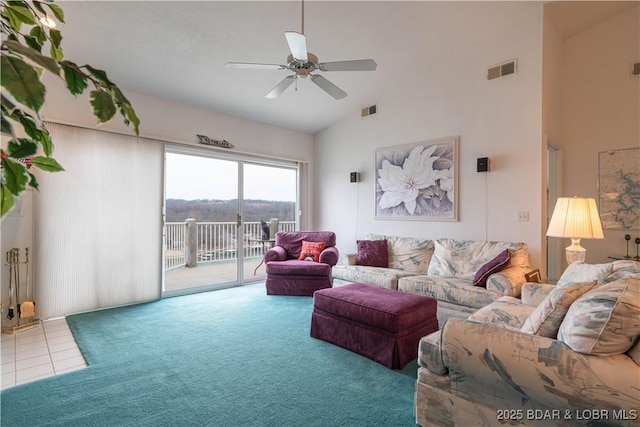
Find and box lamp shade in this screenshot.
[546,197,604,239]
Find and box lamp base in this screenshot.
[565,238,586,265]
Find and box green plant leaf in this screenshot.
[24,35,42,52]
[30,156,64,172]
[61,61,88,95]
[29,25,47,46]
[2,4,36,30]
[49,27,62,48]
[4,40,60,75]
[1,185,16,218]
[85,65,113,86]
[1,94,17,113]
[0,55,45,113]
[120,102,140,136]
[1,115,14,136]
[2,157,30,195]
[43,1,65,23]
[49,44,63,62]
[8,138,38,158]
[28,171,39,190]
[90,90,116,122]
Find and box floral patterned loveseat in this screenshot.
[415,260,640,427]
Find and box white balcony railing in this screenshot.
[165,220,296,270]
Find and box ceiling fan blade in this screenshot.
[318,59,377,72]
[284,31,308,61]
[226,62,286,71]
[310,75,347,100]
[266,75,296,99]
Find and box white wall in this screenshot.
[314,2,544,269]
[41,75,316,230]
[558,6,640,264]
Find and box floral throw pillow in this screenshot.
[298,240,326,262]
[556,261,613,287]
[521,280,597,337]
[356,240,388,268]
[558,275,640,355]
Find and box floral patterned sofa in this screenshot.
[415,260,640,427]
[333,235,531,325]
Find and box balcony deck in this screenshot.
[164,256,266,292]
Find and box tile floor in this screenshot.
[0,318,86,390]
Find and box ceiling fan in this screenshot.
[225,1,376,100]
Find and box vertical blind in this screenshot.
[34,123,163,318]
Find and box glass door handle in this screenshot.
[236,213,242,228]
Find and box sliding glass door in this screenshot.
[162,147,298,295]
[242,163,298,278]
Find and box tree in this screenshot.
[1,0,140,217]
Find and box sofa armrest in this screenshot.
[338,253,357,266]
[264,246,287,262]
[521,282,556,307]
[485,265,528,297]
[440,318,640,411]
[319,246,339,266]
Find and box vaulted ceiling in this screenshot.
[56,1,638,134]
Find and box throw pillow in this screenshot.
[356,240,388,268]
[298,240,326,262]
[558,275,640,355]
[556,261,613,287]
[472,249,511,287]
[520,280,597,337]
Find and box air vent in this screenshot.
[632,62,640,78]
[361,104,378,118]
[487,59,517,80]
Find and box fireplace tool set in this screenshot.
[2,248,39,334]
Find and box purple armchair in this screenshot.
[264,231,339,296]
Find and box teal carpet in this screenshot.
[0,284,418,426]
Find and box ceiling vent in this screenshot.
[631,62,640,78]
[361,104,378,118]
[487,59,517,80]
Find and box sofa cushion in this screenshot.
[266,260,332,276]
[332,264,417,290]
[427,239,527,279]
[558,275,640,355]
[398,275,501,310]
[366,234,434,274]
[469,296,533,330]
[520,281,597,337]
[472,249,510,287]
[356,239,388,268]
[298,240,326,262]
[556,261,613,287]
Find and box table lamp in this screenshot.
[546,197,604,265]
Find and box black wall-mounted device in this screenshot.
[477,157,489,172]
[350,172,360,183]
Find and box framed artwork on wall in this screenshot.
[598,147,640,230]
[374,136,459,221]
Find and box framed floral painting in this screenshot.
[375,136,459,221]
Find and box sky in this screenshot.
[165,153,297,201]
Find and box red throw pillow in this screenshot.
[298,240,326,262]
[473,249,511,287]
[356,240,388,268]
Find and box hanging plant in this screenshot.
[1,0,140,217]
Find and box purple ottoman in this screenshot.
[310,283,438,369]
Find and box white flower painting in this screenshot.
[375,136,458,220]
